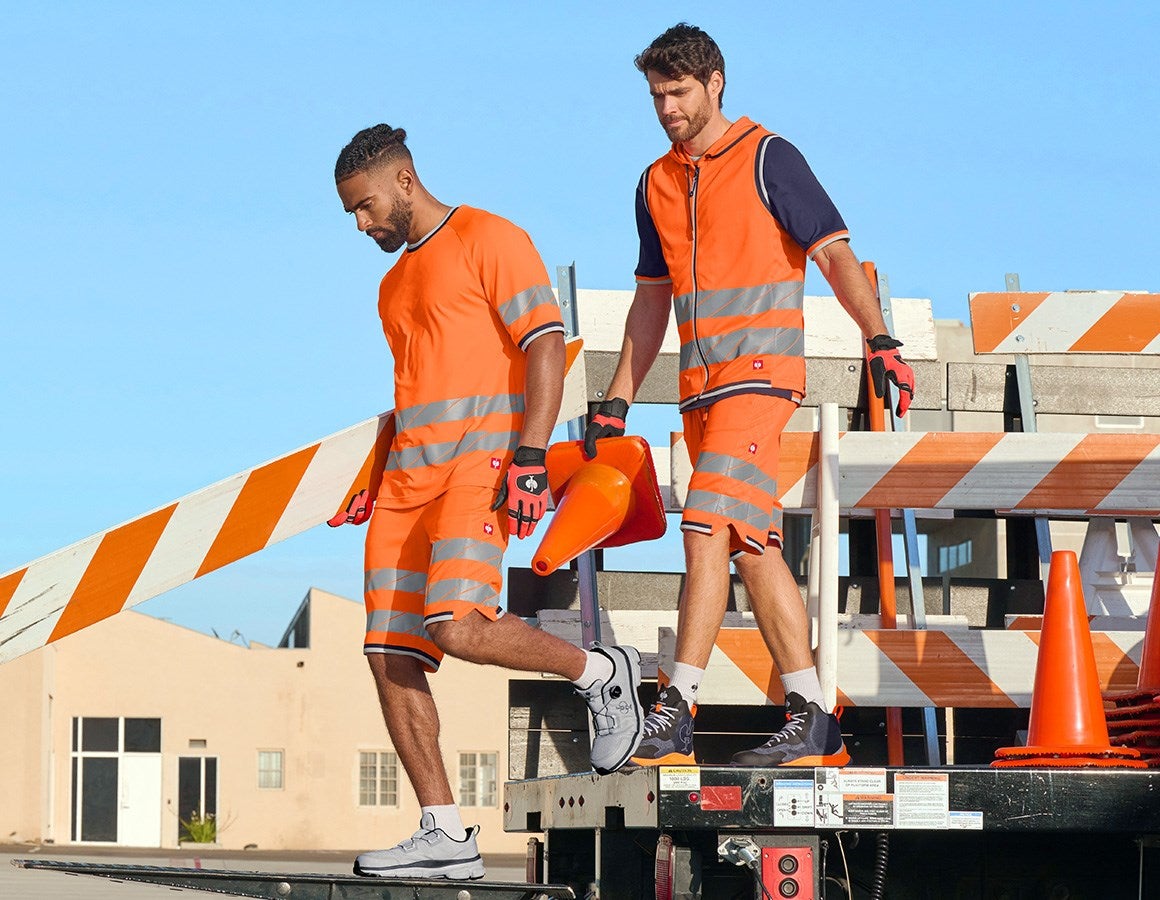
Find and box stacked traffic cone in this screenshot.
[531,436,667,576]
[1103,547,1160,766]
[993,550,1145,768]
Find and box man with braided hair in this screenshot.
[586,25,914,768]
[334,124,644,879]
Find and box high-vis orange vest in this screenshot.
[637,116,848,411]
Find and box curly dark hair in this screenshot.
[334,124,412,182]
[635,23,726,108]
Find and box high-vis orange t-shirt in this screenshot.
[376,205,564,507]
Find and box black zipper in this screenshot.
[688,163,710,396]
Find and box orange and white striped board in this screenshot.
[0,412,394,666]
[663,627,1144,709]
[969,292,1160,355]
[764,431,1160,515]
[0,338,587,667]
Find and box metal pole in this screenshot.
[556,264,602,648]
[879,270,942,766]
[1006,271,1053,584]
[818,402,841,710]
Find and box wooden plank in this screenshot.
[947,361,1160,416]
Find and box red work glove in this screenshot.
[491,446,550,540]
[583,397,629,458]
[328,489,374,527]
[866,334,915,417]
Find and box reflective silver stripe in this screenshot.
[673,282,803,327]
[426,578,500,607]
[498,284,556,327]
[695,451,776,499]
[365,568,428,594]
[387,430,518,471]
[432,538,503,569]
[396,394,524,432]
[366,609,429,637]
[684,489,769,532]
[682,326,804,370]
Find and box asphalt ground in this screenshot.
[1,844,528,899]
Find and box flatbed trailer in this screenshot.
[12,858,575,900]
[505,766,1160,898]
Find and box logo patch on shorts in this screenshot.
[483,522,494,535]
[749,442,758,454]
[752,359,763,369]
[490,457,502,469]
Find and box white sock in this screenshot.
[667,663,704,705]
[781,667,826,710]
[573,649,614,690]
[422,804,465,839]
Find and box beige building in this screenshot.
[0,587,533,854]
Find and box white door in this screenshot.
[118,755,162,846]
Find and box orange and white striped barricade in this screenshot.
[658,424,1160,710]
[966,287,1160,586]
[0,338,588,666]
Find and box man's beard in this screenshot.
[662,101,712,144]
[372,196,413,253]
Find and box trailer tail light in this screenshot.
[654,834,675,900]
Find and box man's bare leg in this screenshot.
[428,611,645,775]
[367,653,454,806]
[733,546,814,675]
[672,528,734,668]
[731,546,849,765]
[426,612,585,680]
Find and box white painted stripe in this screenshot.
[946,631,1038,707]
[835,631,934,706]
[269,416,386,545]
[1092,441,1160,511]
[989,292,1122,353]
[837,432,920,505]
[941,432,1085,510]
[0,537,101,664]
[124,477,249,610]
[1143,333,1160,354]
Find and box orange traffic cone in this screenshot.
[532,436,666,576]
[993,550,1145,768]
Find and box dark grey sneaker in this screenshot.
[630,685,697,766]
[575,643,645,774]
[354,813,485,879]
[730,692,851,767]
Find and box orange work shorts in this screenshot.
[363,483,507,671]
[680,393,798,557]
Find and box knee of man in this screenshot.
[426,618,462,654]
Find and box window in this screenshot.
[258,750,284,790]
[358,751,399,806]
[458,752,497,807]
[938,539,974,574]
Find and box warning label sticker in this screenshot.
[893,772,949,829]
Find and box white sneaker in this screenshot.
[353,813,485,879]
[575,643,645,774]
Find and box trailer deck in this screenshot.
[11,858,574,900]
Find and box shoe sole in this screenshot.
[591,645,645,775]
[353,862,486,880]
[629,750,697,766]
[732,748,852,767]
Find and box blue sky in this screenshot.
[3,2,1158,646]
